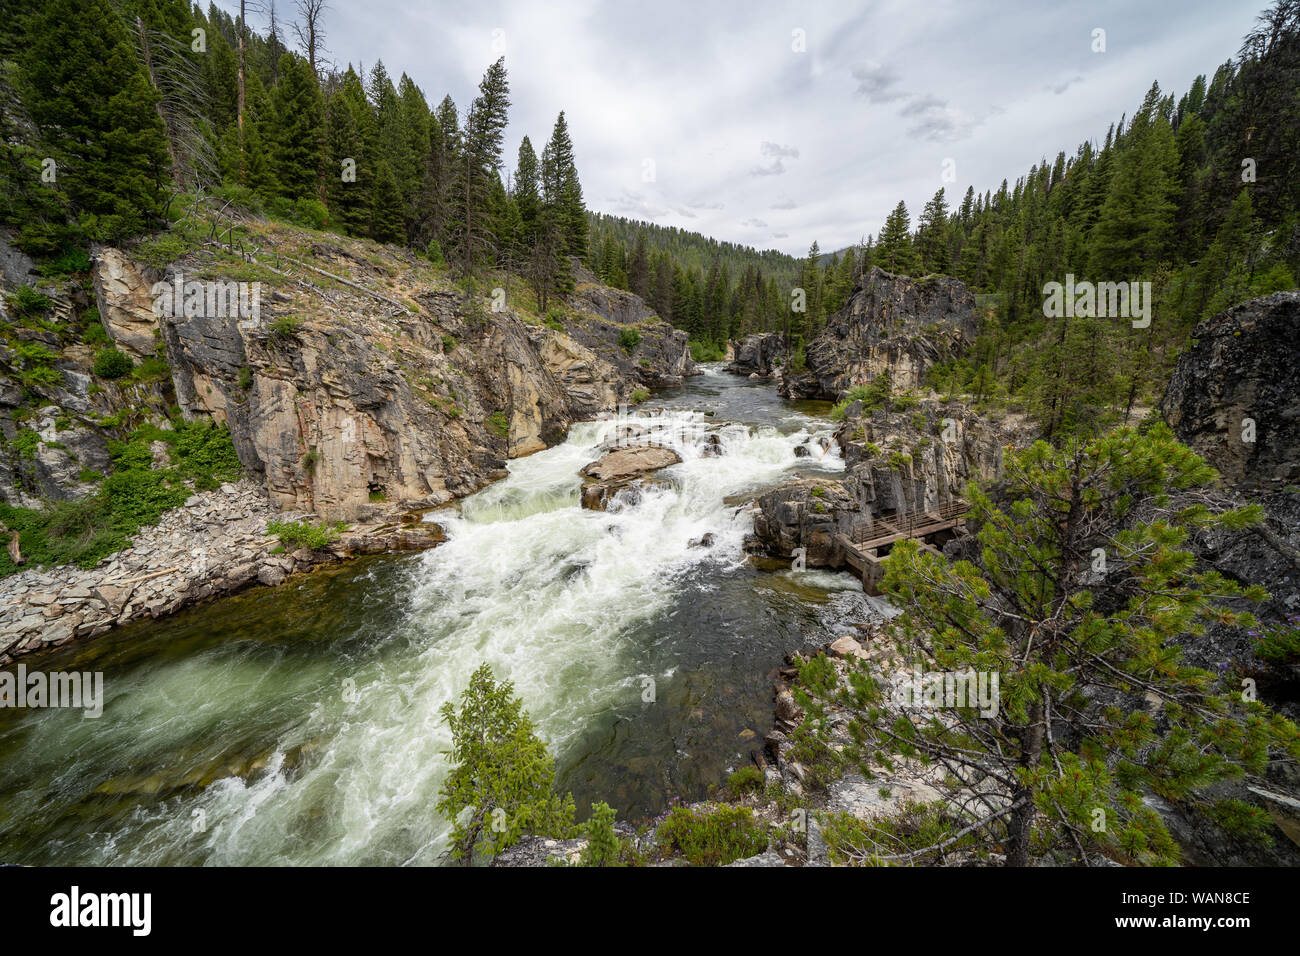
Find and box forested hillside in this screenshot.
[0,0,587,311]
[590,4,1300,436]
[587,213,801,355]
[802,4,1297,438]
[1,0,1297,435]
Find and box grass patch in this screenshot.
[486,411,509,438]
[727,766,765,795]
[0,420,244,577]
[265,519,346,551]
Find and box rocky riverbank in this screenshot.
[0,478,444,666]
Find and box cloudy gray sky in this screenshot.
[232,0,1265,256]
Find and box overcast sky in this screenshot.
[230,0,1265,257]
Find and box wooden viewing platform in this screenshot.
[836,500,970,593]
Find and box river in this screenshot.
[0,365,894,865]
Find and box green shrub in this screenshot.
[38,247,91,277]
[424,239,446,267]
[656,805,767,866]
[441,334,457,351]
[101,467,189,527]
[630,387,650,405]
[618,328,641,353]
[486,411,509,438]
[169,419,243,488]
[265,519,344,551]
[8,429,40,460]
[727,766,765,795]
[821,803,976,866]
[269,315,304,340]
[212,184,264,215]
[6,284,52,317]
[688,340,726,362]
[795,652,839,696]
[1253,617,1300,666]
[293,198,329,230]
[132,231,194,271]
[131,356,171,381]
[93,347,134,379]
[266,196,295,221]
[82,319,109,345]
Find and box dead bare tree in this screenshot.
[131,14,219,191]
[293,0,329,80]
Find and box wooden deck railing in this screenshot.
[848,500,970,546]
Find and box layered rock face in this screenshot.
[782,267,979,400]
[569,264,695,388]
[8,233,689,521]
[727,332,786,377]
[1162,291,1300,490]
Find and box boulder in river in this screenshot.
[580,445,682,481]
[579,444,682,511]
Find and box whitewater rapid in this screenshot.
[0,368,866,865]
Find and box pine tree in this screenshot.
[803,425,1298,866]
[579,802,623,867]
[1088,84,1179,276]
[21,0,171,242]
[369,160,404,243]
[917,188,951,274]
[451,57,509,275]
[325,67,372,235]
[513,136,541,245]
[628,231,650,299]
[269,53,325,201]
[436,663,576,864]
[542,111,587,259]
[876,201,916,275]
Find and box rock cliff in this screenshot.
[1162,291,1300,491]
[751,399,1033,568]
[2,223,694,521]
[727,332,786,377]
[782,266,979,400]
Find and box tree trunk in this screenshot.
[1006,701,1044,866]
[237,1,247,181]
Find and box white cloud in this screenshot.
[223,0,1261,256]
